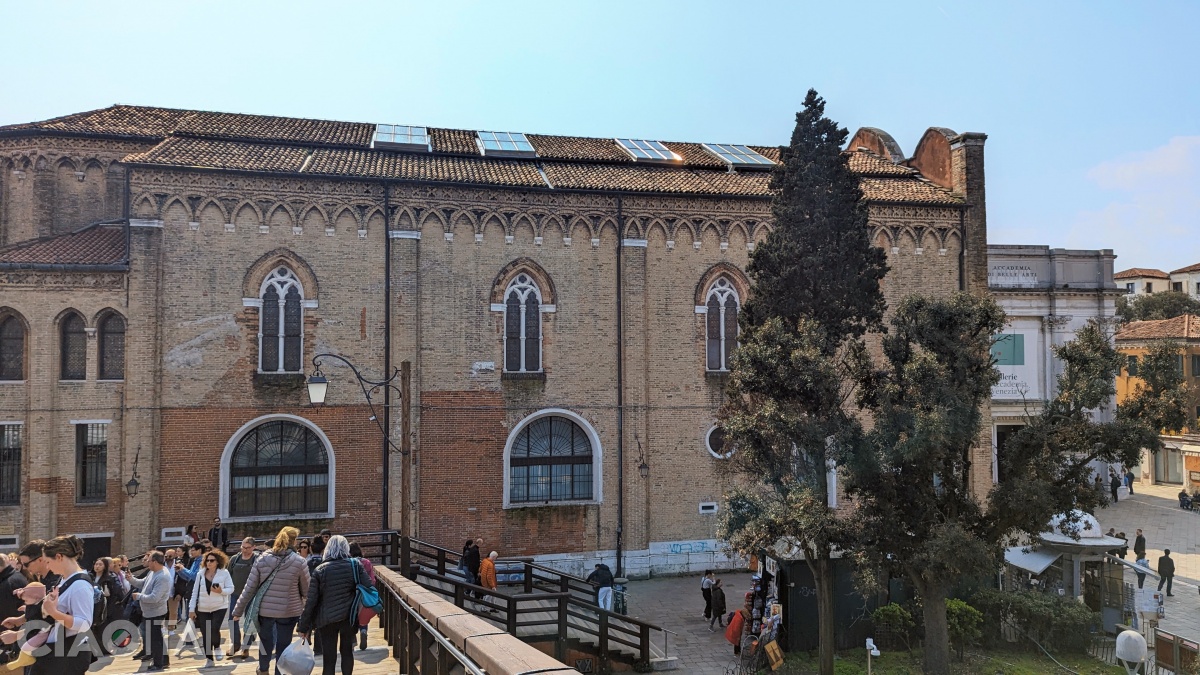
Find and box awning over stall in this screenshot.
[1004,547,1062,575]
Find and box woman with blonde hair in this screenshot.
[233,527,309,675]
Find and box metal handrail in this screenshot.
[387,582,487,675]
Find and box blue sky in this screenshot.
[2,1,1197,272]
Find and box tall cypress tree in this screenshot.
[719,89,887,675]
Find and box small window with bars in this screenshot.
[99,313,125,380]
[60,313,87,380]
[76,423,107,502]
[0,316,24,381]
[0,425,19,506]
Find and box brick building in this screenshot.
[0,106,990,574]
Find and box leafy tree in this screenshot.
[1117,339,1191,448]
[1116,291,1200,323]
[945,599,982,661]
[717,89,887,675]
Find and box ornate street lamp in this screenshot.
[306,353,408,455]
[125,446,142,498]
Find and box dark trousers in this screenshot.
[1159,575,1174,595]
[259,615,298,675]
[144,613,167,668]
[702,588,712,619]
[1111,486,1119,502]
[195,608,227,659]
[318,621,357,675]
[1137,573,1146,588]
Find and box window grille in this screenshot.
[229,420,329,517]
[61,313,87,380]
[99,314,125,380]
[76,423,107,502]
[0,317,23,380]
[705,278,739,371]
[259,267,304,373]
[504,274,542,373]
[0,426,19,506]
[509,416,593,504]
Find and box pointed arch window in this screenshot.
[504,273,542,373]
[60,313,87,380]
[0,316,24,381]
[705,277,740,371]
[260,267,304,373]
[98,313,125,380]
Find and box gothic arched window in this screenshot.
[60,312,87,380]
[0,316,24,381]
[504,273,542,373]
[98,313,125,380]
[705,277,740,371]
[260,267,304,373]
[228,419,330,517]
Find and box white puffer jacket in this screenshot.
[189,568,234,613]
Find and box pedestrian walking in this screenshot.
[701,570,715,620]
[709,579,727,631]
[464,538,483,602]
[90,557,124,653]
[586,564,615,611]
[1118,532,1128,559]
[1134,554,1149,588]
[1109,470,1120,503]
[300,536,360,675]
[227,537,260,659]
[30,536,95,675]
[233,526,310,675]
[478,551,498,614]
[129,550,172,670]
[1158,549,1176,597]
[458,539,473,580]
[189,549,234,667]
[1134,529,1146,559]
[1125,468,1135,495]
[207,518,230,553]
[348,542,376,651]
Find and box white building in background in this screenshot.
[988,245,1124,483]
[1114,267,1169,295]
[1170,262,1200,299]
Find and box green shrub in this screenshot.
[972,589,1098,654]
[872,603,916,651]
[946,598,983,660]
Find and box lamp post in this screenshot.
[124,446,141,498]
[306,354,411,533]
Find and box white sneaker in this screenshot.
[214,647,223,661]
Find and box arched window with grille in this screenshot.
[60,312,87,380]
[98,313,125,380]
[505,412,599,506]
[705,277,740,371]
[225,417,332,518]
[504,273,542,373]
[259,267,304,373]
[0,315,24,381]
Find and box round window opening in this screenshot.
[706,425,734,459]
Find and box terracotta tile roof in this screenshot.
[527,134,631,162]
[429,128,479,155]
[1114,268,1170,280]
[542,163,761,195]
[173,111,373,147]
[847,149,920,176]
[306,148,546,188]
[123,137,311,173]
[0,105,196,139]
[0,224,126,266]
[1170,262,1200,275]
[661,142,725,169]
[857,176,961,205]
[749,146,781,162]
[1115,315,1200,341]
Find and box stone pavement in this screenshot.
[624,571,754,675]
[1093,480,1200,641]
[89,619,394,674]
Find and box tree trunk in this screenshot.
[809,555,836,675]
[918,579,951,675]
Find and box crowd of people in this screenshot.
[0,524,379,675]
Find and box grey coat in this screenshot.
[233,549,309,619]
[130,568,171,618]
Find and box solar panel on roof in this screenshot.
[373,124,430,151]
[702,143,774,168]
[616,138,680,162]
[476,131,536,156]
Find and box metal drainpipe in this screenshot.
[383,182,392,532]
[615,194,625,577]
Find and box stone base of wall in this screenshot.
[531,538,747,580]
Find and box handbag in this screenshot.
[243,552,292,639]
[349,559,383,624]
[277,635,315,675]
